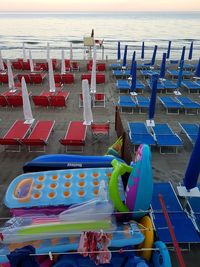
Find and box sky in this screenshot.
[0,0,200,12]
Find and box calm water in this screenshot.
[0,12,200,60]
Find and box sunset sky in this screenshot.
[0,0,200,12]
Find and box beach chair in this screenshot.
[59,121,87,152]
[17,74,31,84]
[0,95,8,107]
[61,73,74,84]
[22,61,31,71]
[96,73,105,84]
[116,80,145,94]
[151,123,183,154]
[159,96,183,114]
[167,69,194,79]
[135,95,150,113]
[128,122,156,150]
[91,122,110,144]
[150,182,200,245]
[147,79,165,93]
[64,60,71,72]
[140,69,159,79]
[182,80,200,93]
[32,95,50,108]
[0,73,9,83]
[112,70,131,79]
[161,80,177,94]
[0,120,32,151]
[6,94,23,107]
[81,73,91,83]
[92,93,106,108]
[49,92,69,108]
[118,95,137,113]
[20,120,55,152]
[30,73,47,84]
[109,62,123,70]
[179,123,199,145]
[54,74,62,83]
[11,61,23,70]
[71,61,80,71]
[175,96,200,115]
[97,63,106,71]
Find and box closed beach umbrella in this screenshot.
[47,42,50,61]
[166,41,171,59]
[160,53,166,79]
[180,46,186,62]
[122,45,128,68]
[70,42,73,61]
[177,60,184,88]
[117,41,121,61]
[61,50,66,74]
[7,59,15,90]
[141,41,145,60]
[82,79,93,125]
[130,51,136,76]
[130,61,137,93]
[21,77,34,124]
[0,51,5,71]
[151,45,157,66]
[48,59,56,92]
[183,126,200,191]
[188,41,193,60]
[194,58,200,78]
[28,50,34,73]
[22,43,27,62]
[148,74,158,121]
[90,44,96,94]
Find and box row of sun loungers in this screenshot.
[128,122,183,154]
[0,120,110,153]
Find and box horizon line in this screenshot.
[0,10,200,13]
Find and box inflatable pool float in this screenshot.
[137,215,154,261]
[23,154,124,173]
[152,241,172,267]
[0,221,144,263]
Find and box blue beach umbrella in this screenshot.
[148,74,158,120]
[130,51,136,76]
[151,45,158,66]
[130,61,137,93]
[177,60,184,88]
[180,46,186,62]
[194,58,200,77]
[159,53,167,79]
[166,41,171,59]
[188,41,193,60]
[183,126,200,191]
[141,41,145,60]
[122,45,128,68]
[117,41,121,61]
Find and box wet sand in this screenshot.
[0,59,199,265]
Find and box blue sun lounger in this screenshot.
[151,123,183,153]
[179,123,199,145]
[135,95,150,113]
[182,80,200,93]
[175,96,200,115]
[128,122,156,150]
[161,80,177,93]
[140,69,160,79]
[159,96,183,114]
[147,79,165,93]
[116,80,145,93]
[167,69,194,79]
[151,182,200,244]
[118,95,137,113]
[113,70,131,79]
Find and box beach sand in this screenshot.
[0,59,199,265]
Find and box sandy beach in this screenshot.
[0,58,199,266]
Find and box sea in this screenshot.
[0,11,200,61]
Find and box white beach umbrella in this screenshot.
[47,42,50,61]
[28,50,34,72]
[22,43,27,62]
[82,79,93,125]
[70,42,73,61]
[90,44,96,94]
[21,77,34,124]
[0,51,5,71]
[7,59,15,90]
[48,59,56,92]
[61,49,66,74]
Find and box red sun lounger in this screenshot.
[61,73,74,84]
[0,120,32,151]
[59,121,87,152]
[49,92,69,107]
[20,120,55,152]
[30,73,47,84]
[32,95,50,107]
